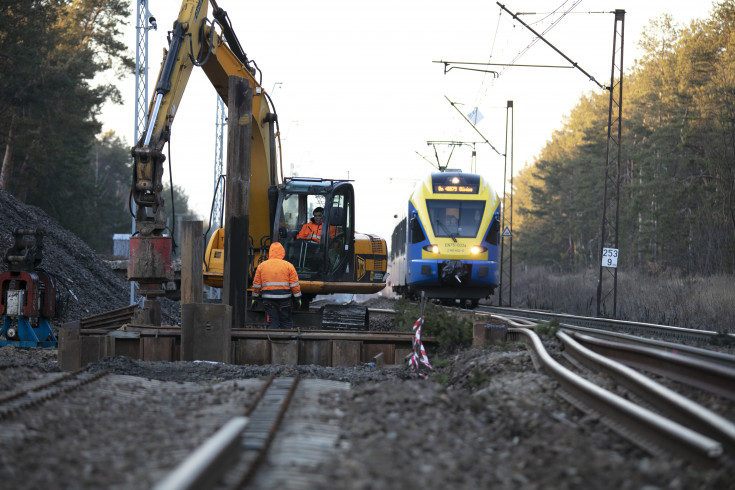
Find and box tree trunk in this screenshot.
[0,113,16,189]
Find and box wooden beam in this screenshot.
[223,76,252,329]
[181,220,203,304]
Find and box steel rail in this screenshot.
[561,323,735,368]
[151,375,300,490]
[80,304,138,330]
[489,310,735,369]
[0,370,108,419]
[482,305,735,345]
[569,331,735,402]
[235,375,300,488]
[151,417,250,490]
[511,327,723,465]
[557,331,735,454]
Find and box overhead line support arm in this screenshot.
[496,2,607,90]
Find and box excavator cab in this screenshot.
[274,178,354,284]
[204,176,387,303]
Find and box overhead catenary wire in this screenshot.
[473,0,579,107]
[415,151,439,170]
[496,2,607,90]
[451,0,584,140]
[496,0,583,78]
[444,96,504,157]
[473,7,504,108]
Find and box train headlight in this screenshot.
[423,244,440,254]
[470,245,487,255]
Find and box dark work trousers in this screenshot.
[263,297,293,329]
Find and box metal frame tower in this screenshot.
[596,10,625,317]
[131,0,152,304]
[134,1,151,143]
[207,96,227,300]
[212,96,226,229]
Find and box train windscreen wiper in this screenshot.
[435,219,457,242]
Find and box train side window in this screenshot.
[410,214,425,244]
[486,215,500,245]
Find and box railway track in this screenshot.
[568,330,735,401]
[558,331,735,453]
[0,369,108,420]
[153,374,349,490]
[489,313,735,466]
[510,326,729,465]
[481,305,735,345]
[485,308,735,391]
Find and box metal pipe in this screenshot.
[144,93,163,146]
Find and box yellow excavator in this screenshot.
[129,0,387,308]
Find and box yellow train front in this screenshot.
[390,170,501,308]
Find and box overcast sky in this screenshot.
[99,0,717,246]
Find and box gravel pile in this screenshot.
[0,189,130,321]
[2,343,734,489]
[0,188,182,326]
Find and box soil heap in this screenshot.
[0,188,179,326]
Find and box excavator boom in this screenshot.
[129,0,386,309]
[129,0,278,297]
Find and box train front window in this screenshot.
[426,200,485,238]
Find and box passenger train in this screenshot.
[389,170,501,308]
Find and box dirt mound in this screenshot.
[0,188,131,326]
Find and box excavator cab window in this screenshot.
[277,185,328,276]
[275,178,355,281]
[279,193,302,242]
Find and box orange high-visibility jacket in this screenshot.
[252,242,302,300]
[296,221,337,242]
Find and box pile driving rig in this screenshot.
[0,229,61,348]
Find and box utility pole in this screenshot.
[596,10,625,317]
[498,101,514,307]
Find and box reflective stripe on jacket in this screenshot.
[252,242,301,300]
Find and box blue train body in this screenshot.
[390,170,500,307]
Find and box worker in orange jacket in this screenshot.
[251,242,302,329]
[296,207,337,242]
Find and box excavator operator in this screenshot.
[296,207,337,242]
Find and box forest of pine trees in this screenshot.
[0,1,193,254]
[513,2,735,276]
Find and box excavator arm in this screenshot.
[129,0,279,297]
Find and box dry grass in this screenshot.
[502,266,734,333]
